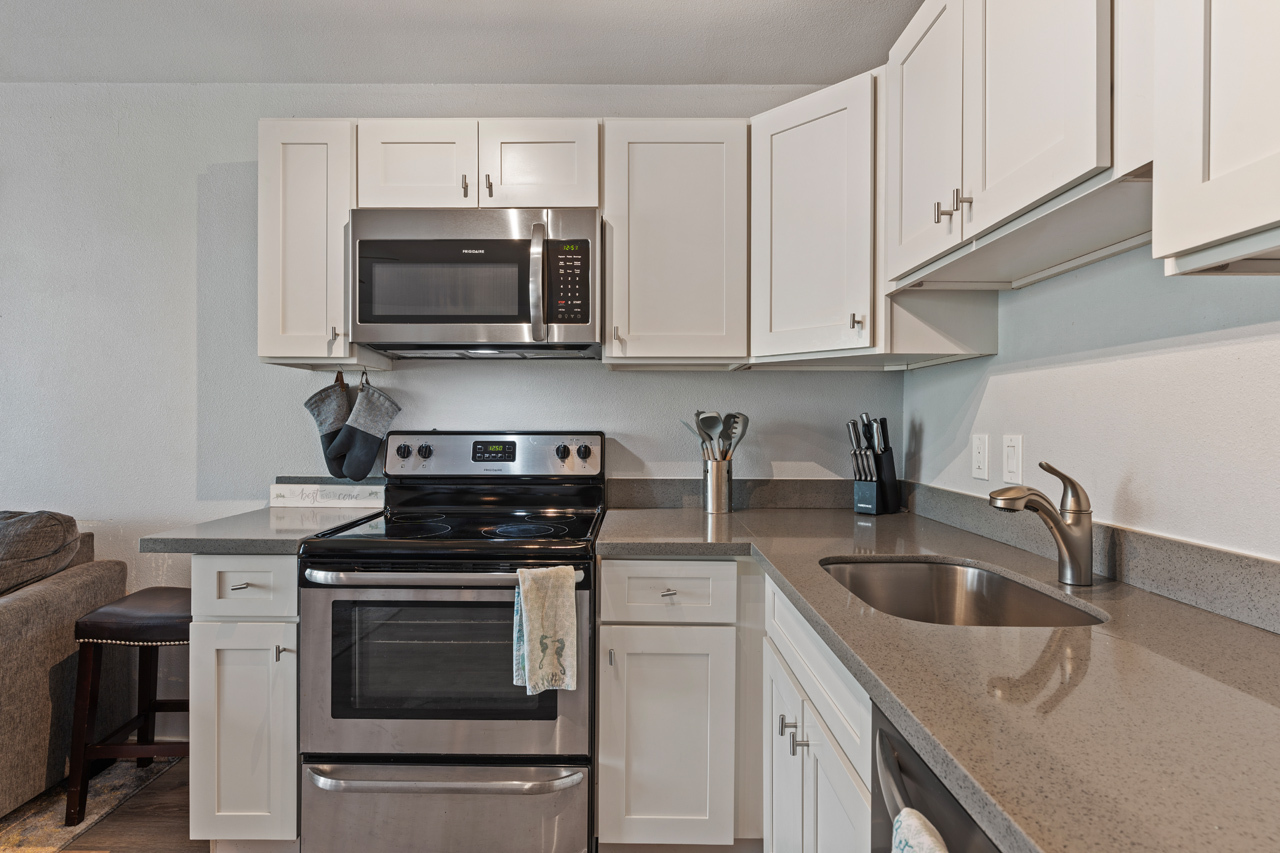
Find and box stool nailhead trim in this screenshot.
[78,639,190,647]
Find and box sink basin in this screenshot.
[821,561,1103,627]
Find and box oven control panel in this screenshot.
[385,432,602,477]
[547,241,590,325]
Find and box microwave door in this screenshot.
[530,221,546,342]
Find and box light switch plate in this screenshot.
[1002,435,1023,484]
[971,434,989,480]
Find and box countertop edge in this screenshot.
[139,537,303,556]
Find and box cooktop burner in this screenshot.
[483,523,566,539]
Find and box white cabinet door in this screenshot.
[598,624,736,845]
[190,622,297,841]
[764,640,806,853]
[751,75,875,356]
[960,0,1111,237]
[1152,0,1280,257]
[356,119,478,208]
[802,702,872,853]
[885,0,965,279]
[478,119,599,208]
[603,120,748,359]
[258,119,353,359]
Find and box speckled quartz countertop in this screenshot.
[598,508,1280,853]
[140,507,376,554]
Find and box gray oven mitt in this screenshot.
[326,383,401,481]
[304,380,351,479]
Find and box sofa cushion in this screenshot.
[0,510,80,595]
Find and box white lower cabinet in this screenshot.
[764,640,871,853]
[597,623,737,844]
[189,621,298,841]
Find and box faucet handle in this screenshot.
[1039,462,1091,513]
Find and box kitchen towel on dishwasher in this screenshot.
[513,565,577,694]
[892,808,948,853]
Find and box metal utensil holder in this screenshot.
[703,459,732,514]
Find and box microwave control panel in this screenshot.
[547,241,590,324]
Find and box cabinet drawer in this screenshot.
[600,560,737,624]
[192,555,298,620]
[765,579,871,787]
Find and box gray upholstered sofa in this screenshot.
[0,512,130,818]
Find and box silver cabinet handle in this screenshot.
[875,730,912,816]
[778,715,798,737]
[952,188,973,210]
[462,174,469,197]
[849,314,863,330]
[933,201,953,223]
[307,765,585,796]
[611,325,620,342]
[789,732,809,757]
[608,648,615,666]
[660,588,678,597]
[485,174,494,197]
[230,582,251,591]
[274,645,286,662]
[529,221,547,342]
[304,568,584,587]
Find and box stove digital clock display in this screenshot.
[472,441,517,463]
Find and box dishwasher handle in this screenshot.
[306,766,584,796]
[875,730,912,818]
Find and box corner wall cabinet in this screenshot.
[257,119,389,371]
[1153,0,1280,275]
[189,555,298,842]
[602,119,749,366]
[357,118,599,209]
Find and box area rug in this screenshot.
[0,758,180,852]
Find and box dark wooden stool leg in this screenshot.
[65,641,102,826]
[136,645,159,768]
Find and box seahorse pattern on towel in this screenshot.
[513,565,577,694]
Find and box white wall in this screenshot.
[0,82,903,595]
[903,248,1280,561]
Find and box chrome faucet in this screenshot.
[989,463,1093,586]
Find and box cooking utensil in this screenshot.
[682,419,711,460]
[725,413,749,460]
[694,411,720,461]
[697,412,724,460]
[870,420,885,454]
[848,421,869,480]
[718,414,737,460]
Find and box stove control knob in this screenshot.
[556,444,571,460]
[395,443,413,459]
[417,444,433,459]
[576,444,593,460]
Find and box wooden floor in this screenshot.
[64,759,205,853]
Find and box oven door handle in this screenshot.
[306,766,585,796]
[304,568,584,587]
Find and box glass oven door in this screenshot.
[300,585,590,757]
[357,239,531,326]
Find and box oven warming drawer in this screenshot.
[302,763,590,853]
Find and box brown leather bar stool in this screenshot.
[64,586,192,825]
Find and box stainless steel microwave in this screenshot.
[348,208,600,359]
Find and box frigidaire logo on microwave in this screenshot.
[461,249,485,254]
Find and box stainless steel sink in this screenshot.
[821,561,1103,627]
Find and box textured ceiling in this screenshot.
[1,0,923,85]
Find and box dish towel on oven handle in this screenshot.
[513,565,577,694]
[892,808,948,853]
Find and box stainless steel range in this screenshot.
[297,431,603,853]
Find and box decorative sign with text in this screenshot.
[269,484,384,508]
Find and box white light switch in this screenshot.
[1002,435,1023,484]
[971,434,989,480]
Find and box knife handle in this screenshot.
[847,420,862,450]
[878,417,892,451]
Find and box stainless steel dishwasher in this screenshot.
[871,705,1000,853]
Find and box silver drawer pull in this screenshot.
[778,715,797,737]
[274,645,287,662]
[230,582,251,591]
[790,732,810,757]
[660,588,678,597]
[305,569,584,587]
[307,766,585,796]
[609,648,615,666]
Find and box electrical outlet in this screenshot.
[1002,435,1023,484]
[971,434,989,480]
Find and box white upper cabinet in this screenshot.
[960,0,1111,236]
[258,119,354,359]
[885,0,965,279]
[357,119,478,208]
[603,119,748,360]
[478,119,599,208]
[1152,0,1280,258]
[751,74,875,356]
